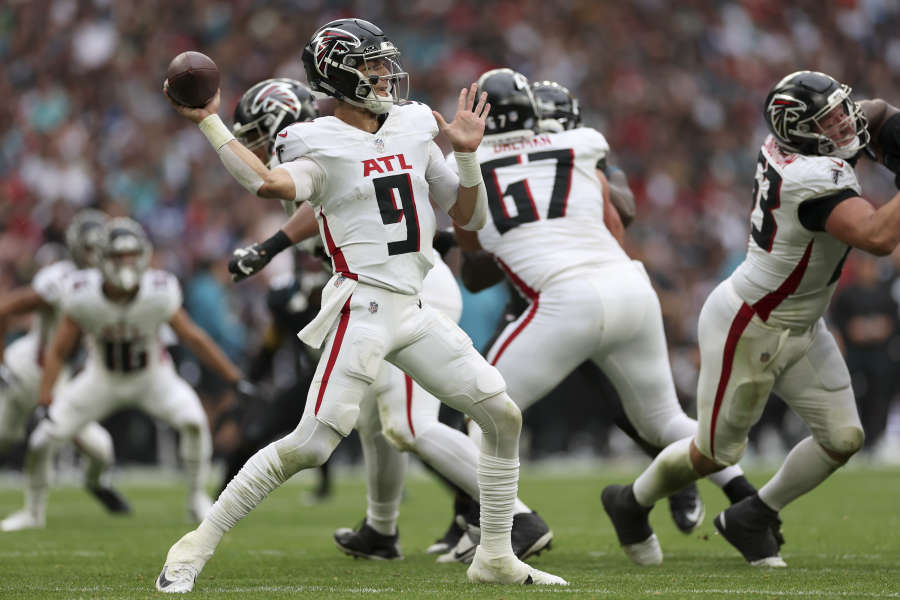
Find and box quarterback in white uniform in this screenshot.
[226,78,552,564]
[158,18,565,592]
[3,218,249,532]
[603,71,900,567]
[0,210,132,531]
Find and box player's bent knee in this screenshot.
[820,425,865,462]
[382,425,415,453]
[478,392,522,436]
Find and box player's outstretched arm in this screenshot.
[229,203,319,282]
[434,85,491,231]
[163,85,299,201]
[37,314,81,407]
[168,308,243,385]
[826,99,900,255]
[0,287,46,362]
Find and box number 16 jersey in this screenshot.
[730,135,862,330]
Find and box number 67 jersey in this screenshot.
[446,126,629,292]
[730,135,862,330]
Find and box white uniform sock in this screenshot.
[74,422,115,488]
[633,437,698,507]
[24,422,56,519]
[477,454,517,558]
[361,430,406,535]
[758,436,841,512]
[197,444,287,550]
[180,424,212,500]
[707,465,745,488]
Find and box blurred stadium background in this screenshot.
[3,0,900,480]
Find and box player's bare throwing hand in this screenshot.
[157,17,566,593]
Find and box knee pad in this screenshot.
[472,392,522,438]
[381,421,416,453]
[819,425,865,458]
[443,355,507,405]
[275,419,341,472]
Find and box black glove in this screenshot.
[27,403,52,432]
[228,244,271,282]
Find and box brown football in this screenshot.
[165,51,219,108]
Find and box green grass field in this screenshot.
[0,464,897,599]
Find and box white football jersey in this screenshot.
[422,250,463,323]
[273,102,440,295]
[61,268,182,374]
[730,135,862,329]
[446,127,628,292]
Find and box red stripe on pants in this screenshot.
[490,257,539,366]
[314,298,352,415]
[404,374,415,437]
[708,240,814,458]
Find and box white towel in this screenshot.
[298,274,358,349]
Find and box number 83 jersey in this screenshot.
[730,135,862,330]
[273,102,439,295]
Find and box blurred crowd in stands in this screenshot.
[3,0,900,468]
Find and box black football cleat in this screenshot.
[511,511,553,560]
[334,519,402,560]
[713,494,786,567]
[601,484,662,565]
[87,484,132,514]
[668,482,705,534]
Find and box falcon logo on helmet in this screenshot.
[252,83,302,120]
[312,28,362,78]
[766,95,807,144]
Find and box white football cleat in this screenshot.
[1,509,45,532]
[187,493,213,523]
[437,520,477,564]
[155,530,213,593]
[622,533,663,566]
[466,547,568,586]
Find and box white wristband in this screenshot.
[454,151,483,188]
[198,114,236,151]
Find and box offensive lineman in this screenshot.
[602,71,900,567]
[0,209,130,531]
[157,18,566,592]
[448,69,758,566]
[2,218,250,531]
[226,78,552,563]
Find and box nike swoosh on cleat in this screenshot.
[685,505,703,522]
[524,575,533,585]
[157,567,174,589]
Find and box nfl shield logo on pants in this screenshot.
[368,301,379,314]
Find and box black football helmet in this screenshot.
[99,217,152,293]
[65,208,107,269]
[232,78,318,155]
[532,80,581,132]
[476,68,538,135]
[764,71,869,159]
[301,18,408,115]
